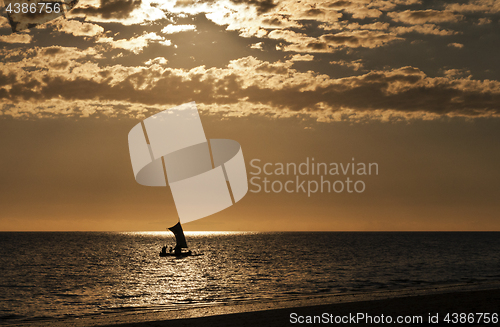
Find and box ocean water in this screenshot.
[1,232,500,324]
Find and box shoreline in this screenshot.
[8,281,500,326]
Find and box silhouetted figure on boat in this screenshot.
[160,246,167,256]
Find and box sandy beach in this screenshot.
[13,282,500,327]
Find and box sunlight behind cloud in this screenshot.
[161,24,196,34]
[97,32,171,54]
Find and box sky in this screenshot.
[0,0,499,231]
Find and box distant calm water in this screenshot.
[1,232,500,324]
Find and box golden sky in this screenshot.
[1,0,499,231]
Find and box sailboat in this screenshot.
[128,102,248,257]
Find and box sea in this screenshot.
[1,232,500,324]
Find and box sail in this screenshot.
[128,102,249,225]
[4,0,80,32]
[168,222,188,249]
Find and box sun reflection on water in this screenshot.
[121,231,256,237]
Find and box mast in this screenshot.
[160,151,188,249]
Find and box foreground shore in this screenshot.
[13,284,500,326]
[105,288,500,327]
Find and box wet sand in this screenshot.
[13,284,500,326]
[103,288,500,327]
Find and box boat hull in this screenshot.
[159,252,202,257]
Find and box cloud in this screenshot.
[0,33,32,44]
[0,45,104,87]
[388,10,463,24]
[348,7,383,19]
[250,42,264,50]
[477,17,492,25]
[0,16,9,28]
[72,0,142,19]
[349,22,390,30]
[320,30,402,48]
[391,24,458,36]
[330,59,363,71]
[52,19,104,37]
[2,1,500,122]
[70,0,166,25]
[274,2,344,22]
[2,52,500,121]
[145,57,168,65]
[444,69,471,78]
[289,54,314,61]
[445,0,500,13]
[230,0,278,14]
[62,0,471,58]
[234,64,500,120]
[269,29,402,52]
[97,32,171,54]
